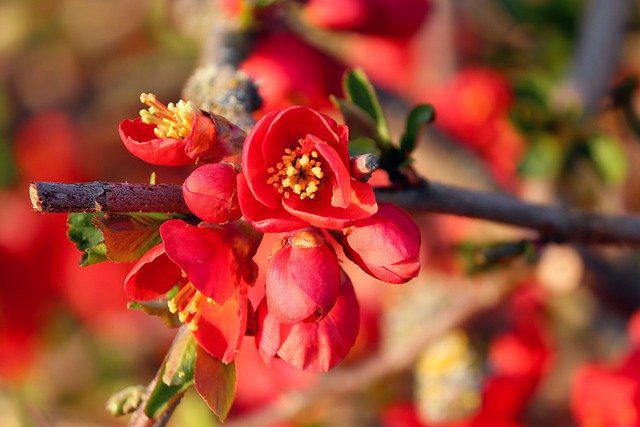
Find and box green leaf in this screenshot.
[127,299,181,328]
[331,96,384,144]
[81,242,108,267]
[94,213,170,263]
[518,135,562,178]
[194,346,236,422]
[348,137,380,157]
[144,328,195,418]
[342,69,391,144]
[400,104,435,155]
[163,329,197,387]
[587,134,629,184]
[68,213,108,266]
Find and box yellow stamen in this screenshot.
[167,282,214,332]
[138,93,199,139]
[266,142,324,200]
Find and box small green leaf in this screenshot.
[587,134,629,185]
[80,242,108,267]
[68,213,108,266]
[342,69,391,144]
[400,104,435,155]
[127,299,181,328]
[144,328,195,418]
[348,137,380,157]
[194,346,236,422]
[163,330,197,387]
[518,135,562,178]
[94,213,172,263]
[331,95,384,144]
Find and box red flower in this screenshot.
[240,33,344,114]
[304,0,432,39]
[124,219,249,362]
[256,271,360,372]
[334,203,421,284]
[182,162,242,224]
[119,93,243,166]
[238,106,377,231]
[266,229,341,324]
[571,364,640,427]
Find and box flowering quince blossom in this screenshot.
[118,93,244,166]
[118,97,420,373]
[237,105,378,231]
[124,219,258,363]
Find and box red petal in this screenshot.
[237,173,307,232]
[118,118,192,166]
[276,273,360,372]
[242,111,282,209]
[183,114,220,162]
[266,231,341,324]
[283,178,377,229]
[310,136,351,208]
[193,282,248,363]
[261,107,341,165]
[160,220,237,304]
[124,243,184,301]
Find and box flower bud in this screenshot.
[266,229,341,324]
[337,203,421,284]
[256,271,360,372]
[182,163,241,224]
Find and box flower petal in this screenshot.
[193,282,248,363]
[311,136,351,208]
[160,219,237,304]
[124,243,184,301]
[283,178,377,229]
[237,173,307,232]
[118,118,192,166]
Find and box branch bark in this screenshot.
[30,180,640,246]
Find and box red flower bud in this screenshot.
[266,229,341,324]
[336,203,421,284]
[182,163,241,224]
[256,271,360,372]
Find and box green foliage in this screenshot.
[67,213,108,266]
[68,212,176,266]
[145,329,196,418]
[94,213,169,263]
[587,134,629,185]
[342,69,391,145]
[458,240,538,273]
[400,104,436,155]
[518,135,562,178]
[194,346,236,422]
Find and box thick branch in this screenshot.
[30,180,640,246]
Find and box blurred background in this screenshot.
[2,0,640,425]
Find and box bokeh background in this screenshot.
[2,0,640,425]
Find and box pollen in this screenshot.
[167,282,213,331]
[266,140,324,200]
[139,93,199,140]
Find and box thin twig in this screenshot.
[30,180,640,246]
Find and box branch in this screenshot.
[30,180,640,246]
[225,267,527,427]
